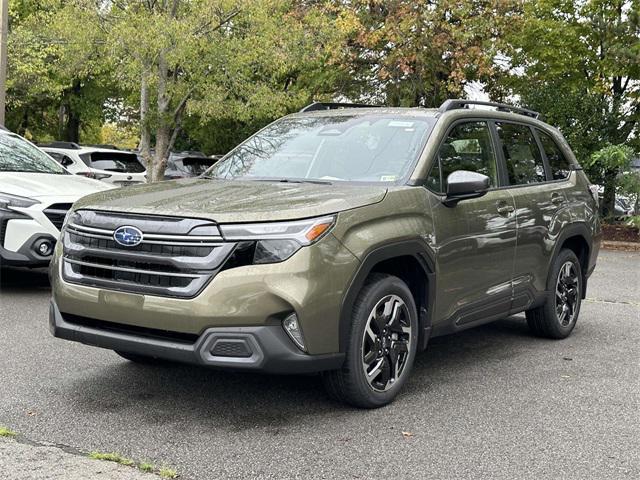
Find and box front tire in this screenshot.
[526,249,582,339]
[322,274,419,408]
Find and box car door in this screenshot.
[427,120,517,331]
[494,121,573,307]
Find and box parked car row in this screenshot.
[0,133,114,268]
[1,134,222,268]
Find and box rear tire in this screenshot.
[322,273,418,408]
[526,249,582,339]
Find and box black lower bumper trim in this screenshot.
[0,229,56,268]
[49,301,344,374]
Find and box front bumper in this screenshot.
[0,208,57,267]
[49,300,344,374]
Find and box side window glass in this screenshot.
[48,152,63,163]
[537,130,571,180]
[438,121,498,189]
[496,122,546,185]
[61,156,74,167]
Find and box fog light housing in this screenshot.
[282,313,306,352]
[35,239,54,257]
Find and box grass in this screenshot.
[139,462,155,473]
[158,467,179,478]
[0,426,17,437]
[89,451,178,478]
[88,451,135,466]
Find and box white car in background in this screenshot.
[0,132,114,268]
[39,142,147,186]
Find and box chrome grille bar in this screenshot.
[61,211,235,298]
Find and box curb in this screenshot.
[601,240,640,252]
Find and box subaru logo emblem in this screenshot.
[113,226,143,247]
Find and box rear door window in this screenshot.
[426,121,498,192]
[80,152,145,173]
[496,122,546,185]
[537,130,571,180]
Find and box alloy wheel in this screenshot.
[361,294,412,392]
[555,261,579,327]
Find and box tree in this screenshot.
[328,0,522,106]
[587,144,635,217]
[493,0,640,213]
[6,0,115,142]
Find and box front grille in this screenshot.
[44,203,73,231]
[61,210,235,298]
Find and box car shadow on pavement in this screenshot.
[0,267,50,292]
[68,315,537,430]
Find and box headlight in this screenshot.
[0,192,40,211]
[220,216,335,264]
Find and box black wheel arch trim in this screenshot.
[550,222,593,298]
[339,239,436,353]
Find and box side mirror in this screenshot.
[443,170,490,207]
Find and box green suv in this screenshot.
[49,100,601,408]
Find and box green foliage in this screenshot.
[494,0,640,164]
[88,451,135,466]
[0,426,17,437]
[330,0,521,107]
[627,215,640,229]
[588,144,635,218]
[6,0,116,142]
[587,144,635,174]
[4,0,638,181]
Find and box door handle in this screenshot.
[551,193,565,205]
[496,202,515,215]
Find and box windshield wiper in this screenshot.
[250,177,333,185]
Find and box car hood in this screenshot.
[0,172,114,199]
[72,178,388,223]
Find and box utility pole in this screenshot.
[0,0,8,126]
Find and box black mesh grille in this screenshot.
[69,262,192,288]
[210,340,252,358]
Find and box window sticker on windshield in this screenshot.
[380,175,397,182]
[388,121,414,128]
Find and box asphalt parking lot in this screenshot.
[0,249,638,480]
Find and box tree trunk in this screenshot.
[60,80,82,143]
[64,109,80,143]
[139,68,152,173]
[602,171,617,219]
[151,51,171,182]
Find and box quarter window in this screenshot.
[496,122,546,185]
[537,130,571,180]
[427,121,498,192]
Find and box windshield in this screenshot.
[0,134,68,174]
[173,156,216,175]
[205,114,435,183]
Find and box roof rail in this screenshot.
[37,141,81,149]
[299,102,379,113]
[82,144,119,150]
[439,99,540,119]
